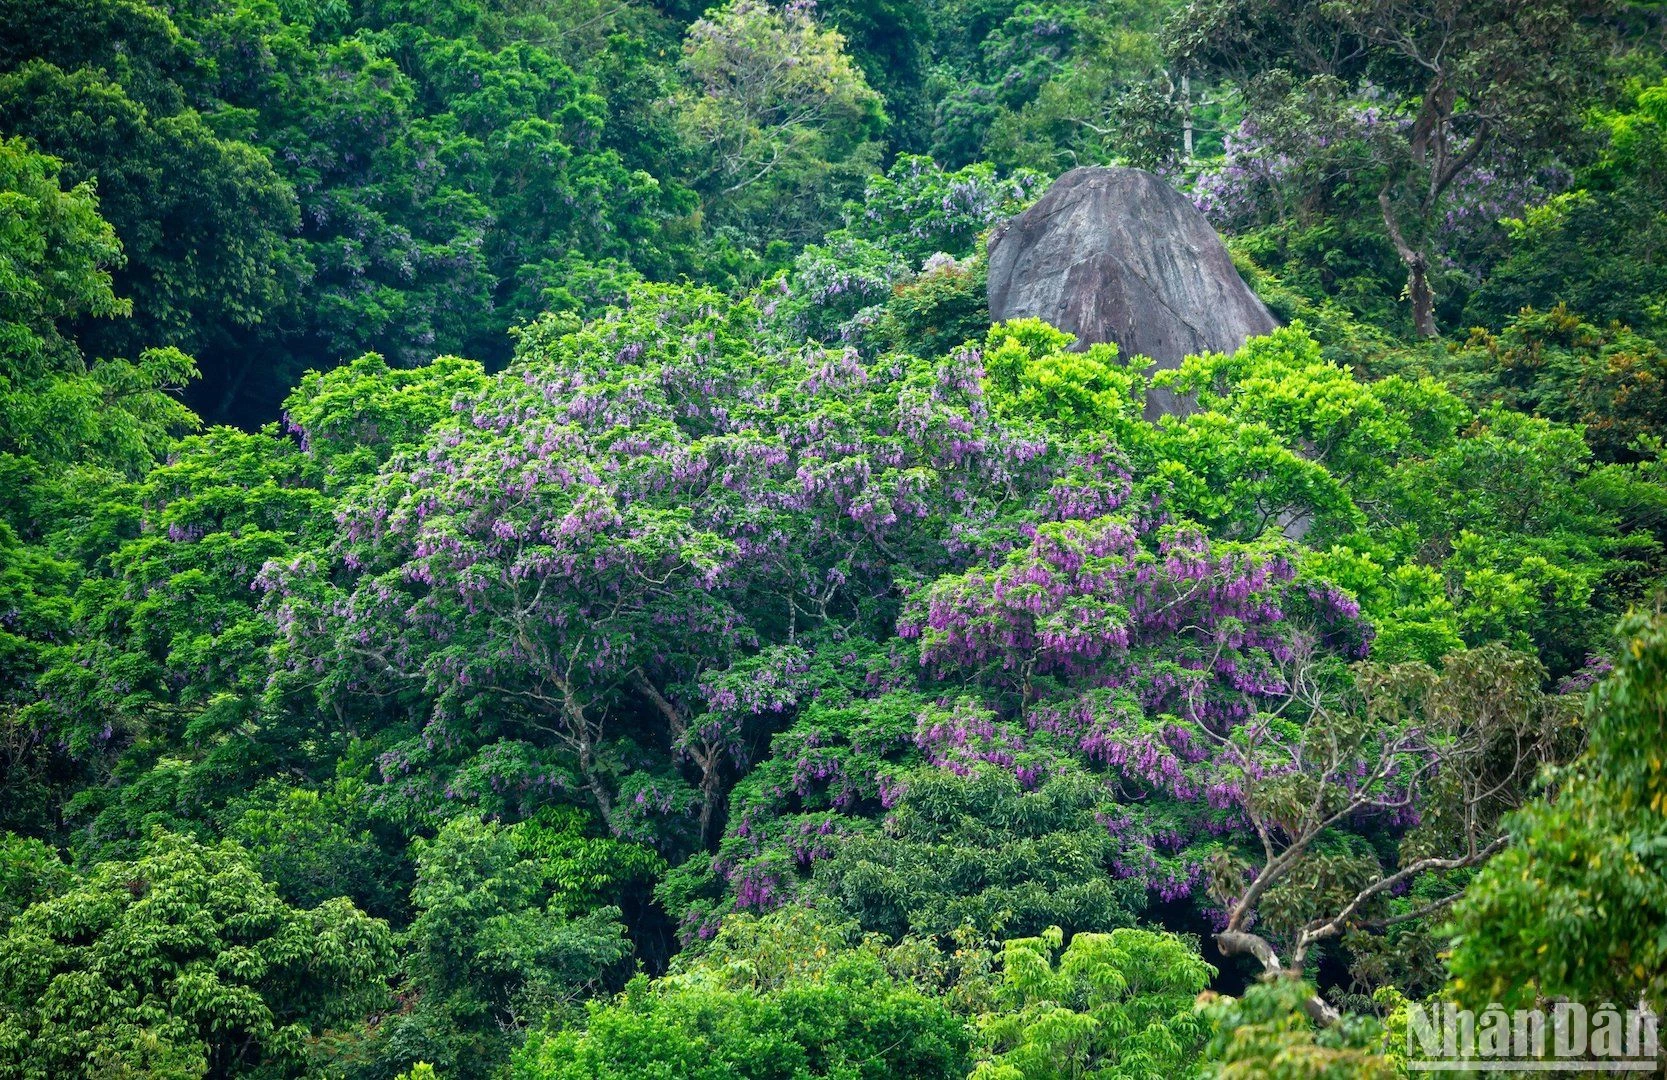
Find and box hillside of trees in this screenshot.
[2,0,1666,1076]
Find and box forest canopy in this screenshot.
[2,0,1666,1077]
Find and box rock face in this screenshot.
[986,166,1277,416]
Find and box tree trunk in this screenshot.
[1379,184,1439,339]
[631,667,726,849]
[697,764,721,848]
[1405,254,1437,339]
[555,682,616,832]
[579,740,615,832]
[1182,74,1194,162]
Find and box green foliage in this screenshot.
[1206,643,1576,1003]
[515,911,1218,1080]
[1159,325,1463,489]
[0,832,70,930]
[1173,0,1610,336]
[225,779,409,920]
[1156,325,1656,669]
[29,425,325,854]
[814,767,1148,941]
[0,135,196,475]
[0,59,302,366]
[778,233,911,344]
[767,152,1036,352]
[814,0,932,147]
[0,135,125,362]
[1226,219,1412,342]
[0,0,695,423]
[975,316,1661,670]
[926,0,1185,170]
[280,353,489,489]
[972,925,1215,1079]
[396,1065,441,1080]
[1446,609,1667,1014]
[13,346,494,863]
[0,133,204,832]
[1439,306,1667,464]
[0,828,394,1079]
[4,4,1667,1076]
[376,815,632,1078]
[875,255,993,359]
[1469,79,1667,335]
[512,806,666,918]
[1370,407,1653,668]
[667,906,880,990]
[845,155,1042,265]
[1198,979,1395,1079]
[512,956,971,1080]
[984,319,1148,439]
[0,0,189,114]
[676,0,885,246]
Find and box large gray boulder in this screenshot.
[986,166,1277,416]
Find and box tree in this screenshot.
[1139,323,1658,674]
[0,832,70,931]
[25,425,324,857]
[372,815,632,1079]
[262,283,1093,847]
[0,135,196,475]
[263,290,783,836]
[511,936,971,1080]
[0,0,190,116]
[809,765,1149,941]
[842,154,1042,266]
[1,0,697,424]
[1437,306,1667,465]
[225,779,410,920]
[923,0,1113,169]
[677,413,1374,943]
[762,153,1037,352]
[676,0,885,241]
[814,0,932,151]
[0,61,302,366]
[1204,644,1570,1023]
[967,1,1199,174]
[0,134,198,834]
[1466,79,1667,335]
[1198,978,1397,1079]
[971,925,1215,1079]
[0,135,124,369]
[1446,609,1667,1015]
[19,352,486,861]
[1170,0,1610,336]
[0,828,393,1079]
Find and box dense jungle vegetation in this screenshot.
[2,0,1667,1075]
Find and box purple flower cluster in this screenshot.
[914,701,1028,779]
[1557,654,1614,696]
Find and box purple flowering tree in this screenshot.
[262,284,1096,846]
[677,506,1377,942]
[900,516,1369,708]
[895,515,1371,888]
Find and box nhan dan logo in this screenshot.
[1408,1002,1660,1072]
